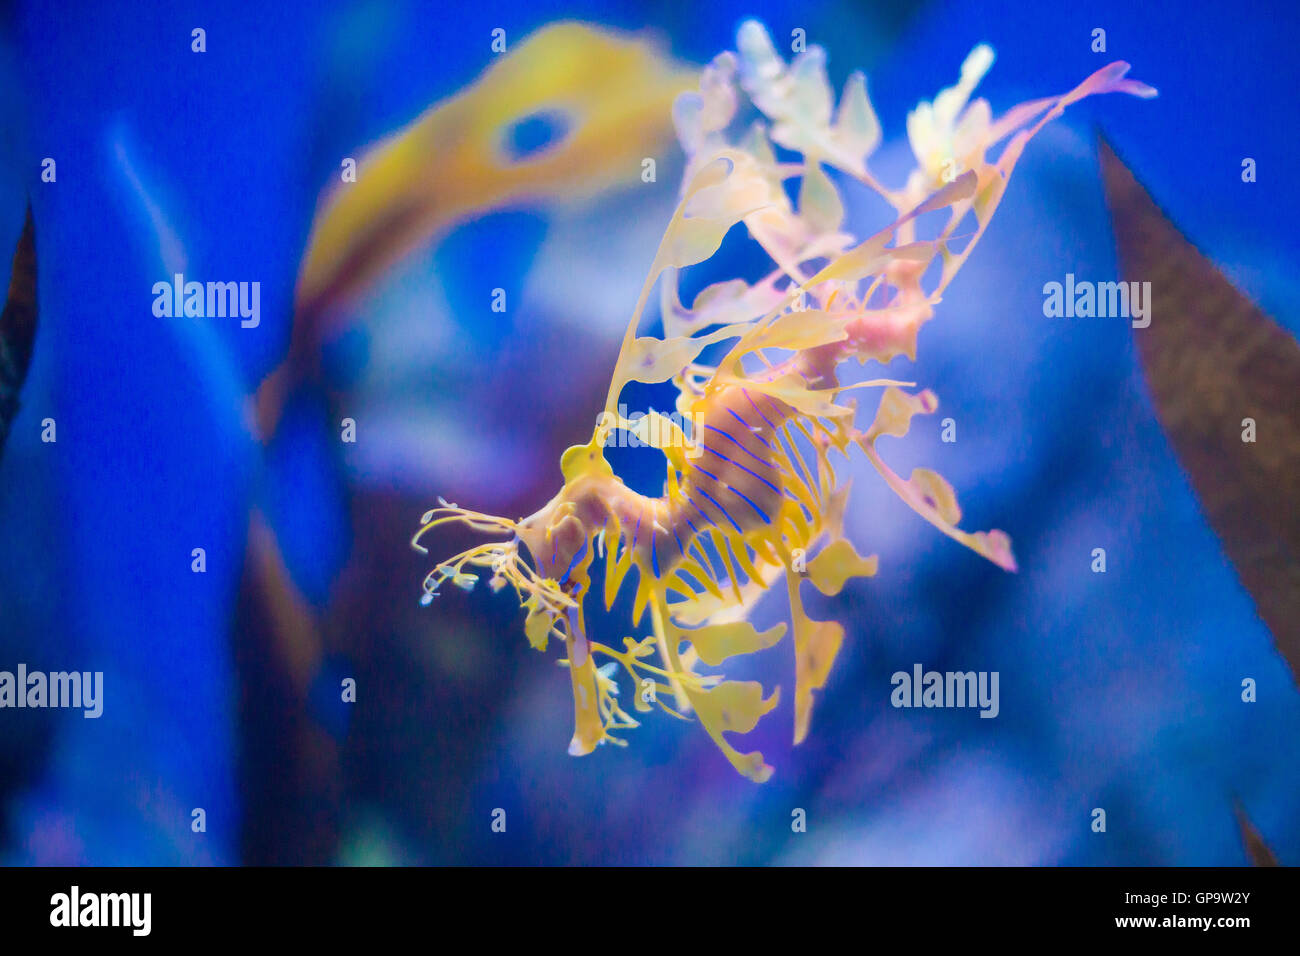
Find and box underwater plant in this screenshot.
[0,206,36,465]
[413,21,1154,781]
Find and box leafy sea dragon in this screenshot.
[413,22,1155,781]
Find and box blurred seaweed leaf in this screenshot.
[255,21,697,438]
[0,204,36,463]
[235,511,337,864]
[1100,137,1300,682]
[1233,800,1280,866]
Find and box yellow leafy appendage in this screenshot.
[413,22,1155,781]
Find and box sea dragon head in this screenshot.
[410,434,621,654]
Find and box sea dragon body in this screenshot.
[415,22,1154,780]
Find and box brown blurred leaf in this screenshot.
[1100,137,1300,682]
[0,203,36,462]
[233,509,337,864]
[1233,800,1280,866]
